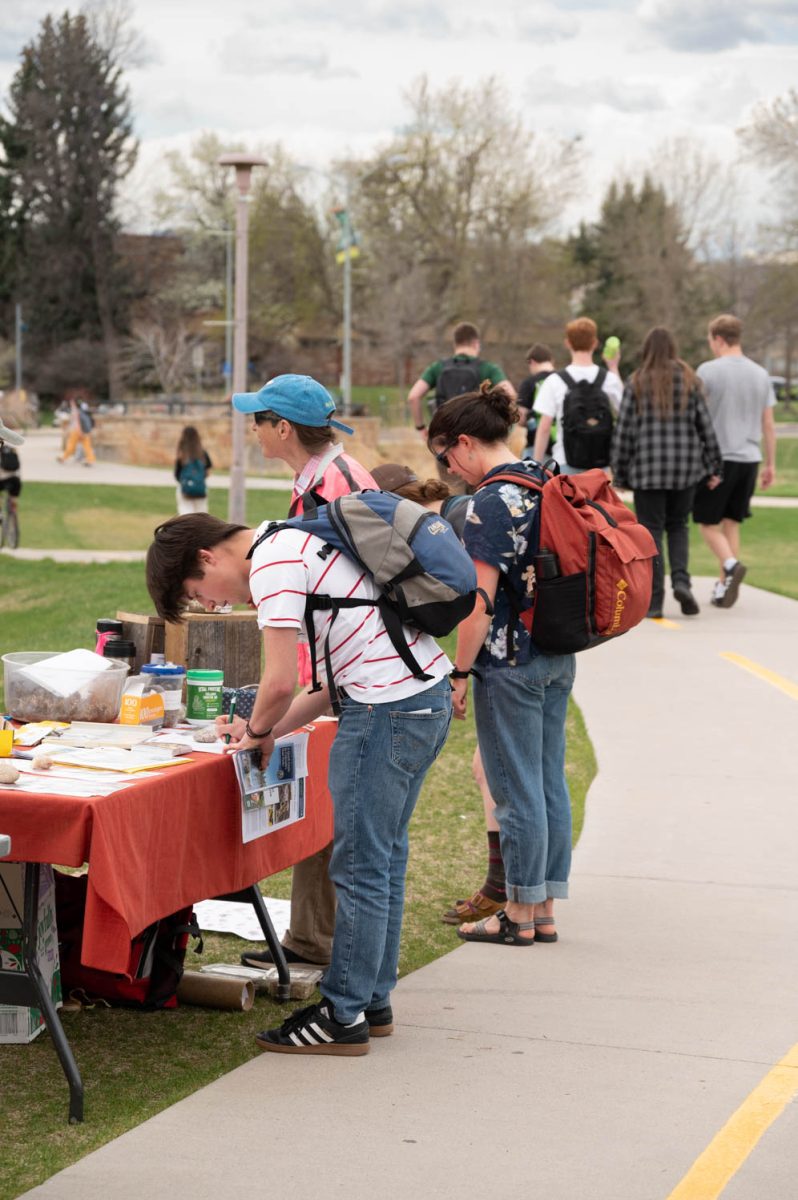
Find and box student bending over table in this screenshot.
[146,513,452,1056]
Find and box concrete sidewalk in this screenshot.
[14,429,291,491]
[20,581,798,1200]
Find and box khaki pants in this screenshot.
[281,841,335,964]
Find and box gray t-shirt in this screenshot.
[696,355,776,462]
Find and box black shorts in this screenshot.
[0,475,21,498]
[692,461,757,525]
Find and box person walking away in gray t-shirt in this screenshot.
[692,314,776,608]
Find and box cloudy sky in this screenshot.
[1,0,797,234]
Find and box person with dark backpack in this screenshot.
[407,323,516,489]
[175,425,212,514]
[533,317,623,473]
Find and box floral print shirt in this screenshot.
[461,460,542,669]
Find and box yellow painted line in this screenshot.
[666,1042,798,1200]
[721,653,798,702]
[651,617,681,630]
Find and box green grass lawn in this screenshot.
[13,482,292,551]
[686,508,798,600]
[764,434,798,496]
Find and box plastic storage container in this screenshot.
[2,651,129,723]
[185,669,224,725]
[140,662,186,728]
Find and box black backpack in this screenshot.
[0,444,20,472]
[435,356,483,408]
[559,367,614,469]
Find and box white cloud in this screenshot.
[638,0,798,52]
[526,73,667,113]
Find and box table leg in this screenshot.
[212,886,292,1002]
[22,864,84,1123]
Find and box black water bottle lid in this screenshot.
[96,618,124,634]
[103,638,136,657]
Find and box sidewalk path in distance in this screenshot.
[14,429,291,491]
[20,580,798,1200]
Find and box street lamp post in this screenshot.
[218,152,268,526]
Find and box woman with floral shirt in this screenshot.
[427,383,576,947]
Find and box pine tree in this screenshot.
[2,12,137,398]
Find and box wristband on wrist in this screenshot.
[245,721,273,740]
[450,669,470,680]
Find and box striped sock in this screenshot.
[481,831,506,903]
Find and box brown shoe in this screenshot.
[442,889,505,926]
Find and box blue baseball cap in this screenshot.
[232,374,354,434]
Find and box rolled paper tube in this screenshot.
[177,971,255,1012]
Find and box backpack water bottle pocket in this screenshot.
[521,573,591,654]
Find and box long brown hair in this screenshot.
[177,425,204,463]
[631,327,695,418]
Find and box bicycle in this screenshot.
[0,485,19,549]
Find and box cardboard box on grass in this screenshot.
[0,863,62,1043]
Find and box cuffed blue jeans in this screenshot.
[322,677,452,1025]
[473,653,575,904]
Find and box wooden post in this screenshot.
[163,611,261,689]
[116,612,165,674]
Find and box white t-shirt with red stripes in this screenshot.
[249,523,452,704]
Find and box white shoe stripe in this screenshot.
[309,1022,334,1042]
[288,1032,304,1045]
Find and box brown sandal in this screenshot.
[441,890,505,926]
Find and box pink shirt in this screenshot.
[291,445,376,515]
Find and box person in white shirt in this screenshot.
[532,317,623,472]
[145,512,452,1056]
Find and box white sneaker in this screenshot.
[710,580,725,607]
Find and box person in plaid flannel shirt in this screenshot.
[611,326,722,619]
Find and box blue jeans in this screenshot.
[322,677,452,1024]
[473,653,575,904]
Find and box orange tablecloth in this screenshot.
[0,722,336,974]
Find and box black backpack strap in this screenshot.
[331,456,357,491]
[557,368,575,387]
[595,365,608,389]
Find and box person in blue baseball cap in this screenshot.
[230,373,378,975]
[232,373,354,435]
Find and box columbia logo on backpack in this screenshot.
[248,490,481,711]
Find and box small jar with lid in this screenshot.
[140,662,186,727]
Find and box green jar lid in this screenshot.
[186,669,224,681]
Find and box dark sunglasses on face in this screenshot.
[253,412,280,426]
[434,440,459,469]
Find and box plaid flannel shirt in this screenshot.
[611,369,723,491]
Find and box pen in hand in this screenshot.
[225,694,237,745]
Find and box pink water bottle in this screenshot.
[95,618,124,656]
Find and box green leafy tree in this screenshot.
[571,176,705,364]
[1,11,137,398]
[151,134,333,381]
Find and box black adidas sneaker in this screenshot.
[255,1001,370,1056]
